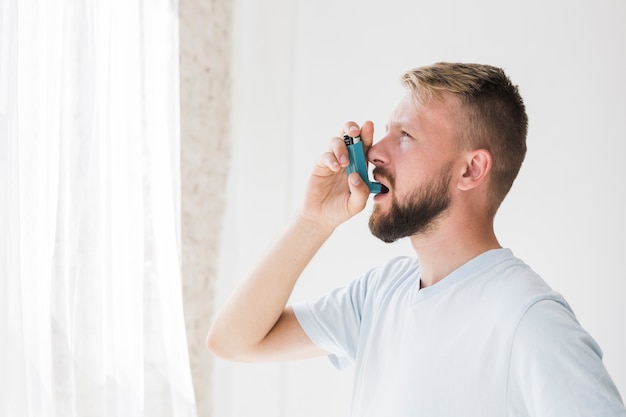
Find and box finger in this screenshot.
[318,149,342,172]
[329,136,349,168]
[341,121,361,138]
[359,120,375,150]
[347,172,369,214]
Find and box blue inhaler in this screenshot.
[343,135,388,194]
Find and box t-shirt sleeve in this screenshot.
[292,274,371,370]
[507,298,626,416]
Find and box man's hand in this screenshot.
[299,121,375,229]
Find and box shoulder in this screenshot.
[451,249,557,311]
[507,299,626,415]
[512,298,589,351]
[294,256,418,317]
[361,255,420,297]
[369,255,420,282]
[475,249,558,308]
[312,255,420,317]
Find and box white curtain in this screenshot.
[0,1,197,416]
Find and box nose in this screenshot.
[367,135,390,167]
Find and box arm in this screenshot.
[206,123,374,362]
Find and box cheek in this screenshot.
[392,144,445,194]
[392,171,422,201]
[394,157,426,188]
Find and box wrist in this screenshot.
[294,212,336,240]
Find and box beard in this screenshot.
[369,163,453,243]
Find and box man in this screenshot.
[207,62,626,416]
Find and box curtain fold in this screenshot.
[0,1,197,416]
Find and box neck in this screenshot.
[411,215,500,288]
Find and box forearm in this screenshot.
[206,215,334,360]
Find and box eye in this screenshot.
[400,131,412,140]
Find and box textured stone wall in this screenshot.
[179,0,231,415]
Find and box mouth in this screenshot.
[373,174,390,195]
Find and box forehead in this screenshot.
[386,94,417,128]
[387,92,460,137]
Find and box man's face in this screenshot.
[367,93,460,242]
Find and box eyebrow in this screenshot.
[385,120,401,131]
[385,119,411,133]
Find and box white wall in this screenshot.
[214,0,626,415]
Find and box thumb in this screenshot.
[346,172,369,215]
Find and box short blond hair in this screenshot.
[402,62,528,215]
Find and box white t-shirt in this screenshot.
[293,248,626,417]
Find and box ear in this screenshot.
[457,149,492,191]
